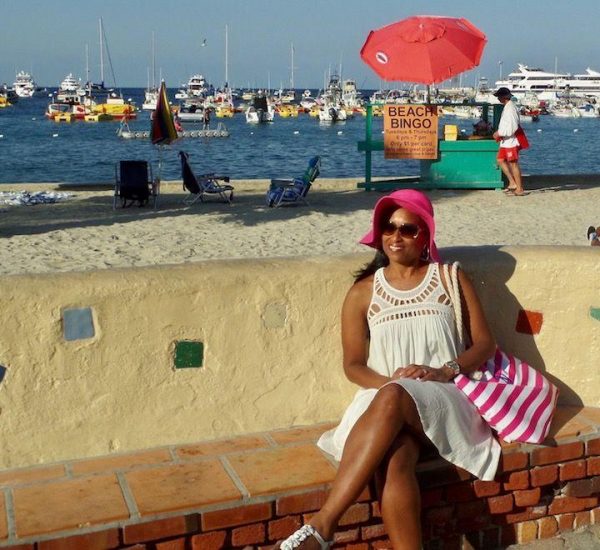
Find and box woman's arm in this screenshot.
[341,279,391,389]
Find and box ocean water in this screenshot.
[0,88,599,184]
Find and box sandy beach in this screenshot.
[0,176,598,276]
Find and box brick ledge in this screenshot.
[1,406,599,549]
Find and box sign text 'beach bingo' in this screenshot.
[383,105,439,160]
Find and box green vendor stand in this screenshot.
[357,103,505,191]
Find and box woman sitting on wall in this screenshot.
[278,189,501,550]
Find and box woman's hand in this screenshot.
[392,364,454,383]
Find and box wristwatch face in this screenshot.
[446,360,460,375]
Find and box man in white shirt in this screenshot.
[492,87,525,196]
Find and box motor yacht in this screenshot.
[59,73,83,93]
[495,64,600,98]
[13,71,38,98]
[175,74,213,100]
[317,74,347,122]
[245,93,274,123]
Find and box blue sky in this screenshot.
[3,0,600,90]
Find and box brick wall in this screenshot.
[11,435,598,550]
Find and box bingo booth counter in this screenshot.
[357,102,505,191]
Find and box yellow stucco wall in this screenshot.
[0,246,598,469]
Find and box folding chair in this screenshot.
[114,160,158,209]
[266,156,321,207]
[179,151,234,204]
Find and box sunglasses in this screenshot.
[381,221,422,239]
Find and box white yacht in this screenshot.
[317,74,347,122]
[175,74,213,100]
[142,88,159,111]
[245,93,274,123]
[13,71,38,98]
[59,73,83,93]
[495,64,600,98]
[341,79,363,109]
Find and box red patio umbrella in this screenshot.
[360,15,487,85]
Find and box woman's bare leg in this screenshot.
[307,384,423,542]
[498,160,517,189]
[375,433,422,549]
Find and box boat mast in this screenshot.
[85,43,91,93]
[224,24,229,87]
[151,31,156,90]
[99,18,104,87]
[290,43,294,90]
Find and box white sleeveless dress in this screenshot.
[317,263,501,481]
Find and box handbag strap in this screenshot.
[442,261,464,347]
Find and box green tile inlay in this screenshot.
[590,307,600,322]
[174,340,204,369]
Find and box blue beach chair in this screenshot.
[266,156,322,207]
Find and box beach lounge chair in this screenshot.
[114,160,158,209]
[179,151,234,204]
[266,156,321,207]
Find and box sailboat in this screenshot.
[275,43,297,104]
[91,17,138,119]
[143,32,159,111]
[213,24,235,114]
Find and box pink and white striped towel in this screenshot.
[454,348,559,444]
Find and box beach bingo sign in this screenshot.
[383,104,439,160]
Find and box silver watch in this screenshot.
[444,360,461,377]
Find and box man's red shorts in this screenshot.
[497,147,520,162]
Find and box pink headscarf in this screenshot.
[359,189,440,262]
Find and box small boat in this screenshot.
[245,93,275,123]
[317,74,348,123]
[176,100,206,122]
[93,93,137,119]
[142,88,159,111]
[273,88,296,104]
[277,104,299,118]
[300,90,317,111]
[551,103,582,118]
[341,79,363,109]
[46,99,89,120]
[318,104,347,122]
[577,103,599,118]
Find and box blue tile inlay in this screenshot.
[0,365,5,384]
[591,307,600,322]
[63,307,95,341]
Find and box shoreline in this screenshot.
[1,176,599,277]
[0,173,599,192]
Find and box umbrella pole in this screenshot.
[154,145,163,210]
[426,85,431,104]
[158,145,163,182]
